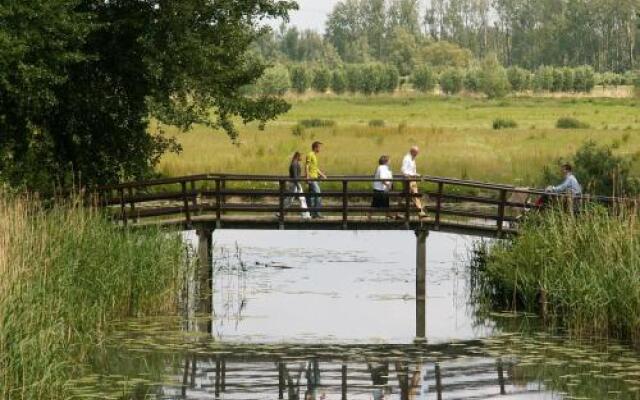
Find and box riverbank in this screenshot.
[0,194,185,399]
[476,205,640,345]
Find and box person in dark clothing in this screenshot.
[283,152,311,219]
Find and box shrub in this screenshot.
[290,65,310,94]
[479,55,511,98]
[573,66,595,93]
[561,67,575,92]
[345,64,363,93]
[369,119,385,127]
[254,64,290,96]
[493,118,518,130]
[543,141,639,196]
[507,67,530,92]
[311,66,331,93]
[298,119,336,129]
[439,67,464,95]
[463,69,481,92]
[381,65,400,93]
[534,66,554,91]
[556,117,590,129]
[412,65,436,93]
[634,72,640,98]
[551,68,564,92]
[331,69,347,94]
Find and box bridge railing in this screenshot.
[94,174,625,234]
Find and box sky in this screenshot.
[282,0,341,32]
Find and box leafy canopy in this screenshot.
[0,0,297,188]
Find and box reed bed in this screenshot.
[478,204,640,345]
[0,193,185,399]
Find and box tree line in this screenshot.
[255,0,640,73]
[248,59,636,98]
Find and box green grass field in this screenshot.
[158,95,640,187]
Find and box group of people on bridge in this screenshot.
[282,141,583,220]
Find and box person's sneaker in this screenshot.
[312,214,325,219]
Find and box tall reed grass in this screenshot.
[0,193,185,399]
[477,205,640,345]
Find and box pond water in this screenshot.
[69,231,640,399]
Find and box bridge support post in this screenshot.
[197,228,214,317]
[415,229,429,340]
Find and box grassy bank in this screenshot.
[477,205,640,344]
[0,194,185,399]
[158,96,640,186]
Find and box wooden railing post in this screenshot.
[341,363,347,400]
[435,182,444,230]
[119,188,128,227]
[181,181,192,228]
[190,180,198,215]
[127,187,137,223]
[342,180,348,229]
[278,180,285,229]
[215,178,222,229]
[404,180,411,227]
[497,189,508,235]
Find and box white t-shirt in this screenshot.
[373,165,393,191]
[401,153,418,176]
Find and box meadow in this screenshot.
[158,94,640,187]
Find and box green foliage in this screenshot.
[439,67,464,95]
[345,64,363,93]
[556,117,590,129]
[412,65,437,92]
[298,119,336,128]
[493,118,518,130]
[0,195,185,398]
[254,64,291,96]
[479,55,511,98]
[0,0,296,189]
[544,141,639,196]
[463,69,482,92]
[634,72,640,98]
[534,66,554,91]
[386,26,418,76]
[331,69,348,94]
[573,66,596,93]
[290,65,311,94]
[291,124,305,137]
[419,41,473,69]
[311,66,332,93]
[369,119,386,127]
[507,67,531,92]
[380,65,401,93]
[479,205,640,344]
[562,68,575,92]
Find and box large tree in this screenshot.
[0,0,297,188]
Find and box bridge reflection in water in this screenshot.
[161,342,547,400]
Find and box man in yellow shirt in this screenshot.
[306,141,326,218]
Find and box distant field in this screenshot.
[157,95,640,187]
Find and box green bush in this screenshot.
[254,64,290,96]
[634,71,640,98]
[345,64,363,93]
[573,66,595,92]
[556,117,590,129]
[289,65,310,94]
[543,141,639,196]
[311,66,331,93]
[298,119,336,128]
[331,69,347,94]
[412,65,436,93]
[534,66,554,91]
[562,67,575,92]
[507,67,531,92]
[291,124,305,137]
[369,119,385,127]
[439,67,464,95]
[381,65,400,93]
[463,68,481,92]
[479,55,511,98]
[493,118,518,130]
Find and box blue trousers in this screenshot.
[308,181,322,216]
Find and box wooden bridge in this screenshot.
[95,173,591,237]
[96,173,615,340]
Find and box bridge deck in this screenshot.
[96,173,616,238]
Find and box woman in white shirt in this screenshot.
[369,155,393,219]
